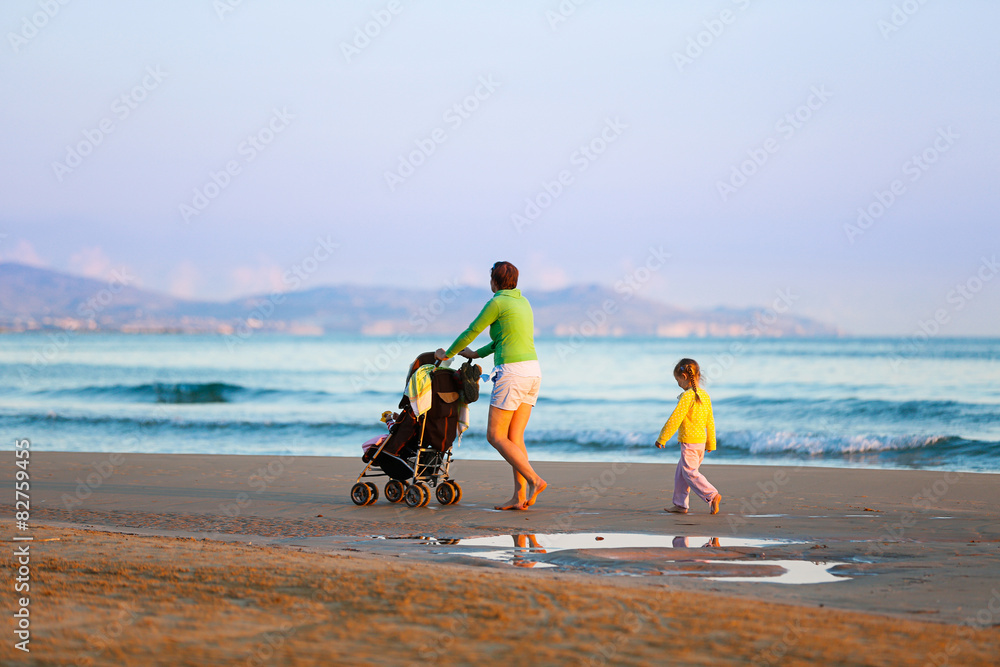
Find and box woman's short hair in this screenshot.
[490,261,518,290]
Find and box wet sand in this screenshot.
[3,452,999,666]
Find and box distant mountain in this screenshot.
[0,263,185,327]
[0,262,840,337]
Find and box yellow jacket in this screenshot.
[655,388,716,451]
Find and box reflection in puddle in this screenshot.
[507,534,552,569]
[437,532,790,550]
[428,532,784,570]
[673,536,720,548]
[419,532,850,583]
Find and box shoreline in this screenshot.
[34,447,1000,475]
[4,452,999,664]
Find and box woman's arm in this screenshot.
[442,299,499,359]
[435,347,478,361]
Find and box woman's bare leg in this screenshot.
[501,403,531,508]
[508,403,545,506]
[487,404,546,509]
[488,407,523,509]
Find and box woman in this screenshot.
[435,261,546,510]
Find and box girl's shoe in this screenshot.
[710,494,722,515]
[665,505,688,514]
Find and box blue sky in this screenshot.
[1,1,998,335]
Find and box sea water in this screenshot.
[1,334,997,472]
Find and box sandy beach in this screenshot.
[4,452,999,666]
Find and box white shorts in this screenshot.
[490,371,541,410]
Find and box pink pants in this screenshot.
[673,442,719,509]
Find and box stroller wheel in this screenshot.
[364,482,379,505]
[435,482,456,505]
[350,482,372,506]
[449,480,463,504]
[404,483,426,508]
[385,480,405,503]
[415,482,431,507]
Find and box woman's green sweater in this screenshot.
[444,289,538,365]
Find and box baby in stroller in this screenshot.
[350,352,479,507]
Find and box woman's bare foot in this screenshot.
[711,493,722,515]
[495,494,526,510]
[524,479,547,507]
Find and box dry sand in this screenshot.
[3,451,999,666]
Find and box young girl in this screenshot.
[655,358,722,515]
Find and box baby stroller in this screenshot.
[350,352,479,508]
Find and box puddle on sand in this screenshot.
[706,560,848,585]
[415,532,851,584]
[426,533,787,570]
